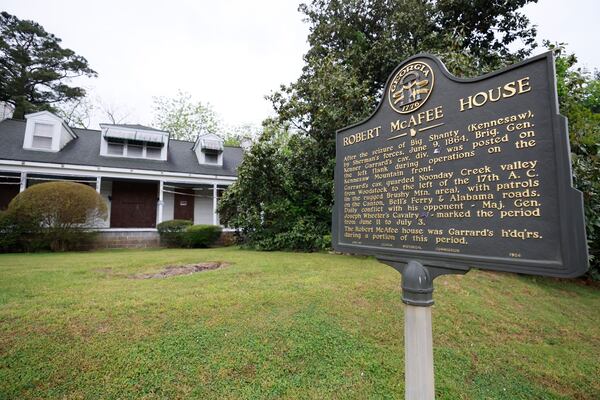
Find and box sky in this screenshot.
[2,0,599,131]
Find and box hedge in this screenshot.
[157,220,222,248]
[157,219,193,247]
[2,181,107,252]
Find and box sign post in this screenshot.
[401,261,435,400]
[332,52,588,399]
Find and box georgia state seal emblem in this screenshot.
[388,61,434,114]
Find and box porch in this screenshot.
[0,170,232,230]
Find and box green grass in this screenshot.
[0,248,598,399]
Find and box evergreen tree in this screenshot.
[0,12,97,119]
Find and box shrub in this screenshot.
[218,127,331,252]
[0,211,23,252]
[7,181,107,251]
[185,224,222,248]
[157,219,193,247]
[320,234,332,251]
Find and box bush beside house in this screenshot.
[185,225,222,248]
[157,220,222,248]
[156,220,193,247]
[0,181,107,252]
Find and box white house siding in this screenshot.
[194,194,213,224]
[99,179,112,228]
[162,191,174,222]
[59,125,74,149]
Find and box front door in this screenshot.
[110,181,158,228]
[174,188,195,222]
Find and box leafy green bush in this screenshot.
[551,43,600,280]
[0,211,27,252]
[4,181,107,252]
[185,224,222,248]
[218,125,331,252]
[157,219,193,247]
[320,234,332,251]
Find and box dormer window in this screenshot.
[32,123,54,149]
[23,111,77,152]
[99,124,169,161]
[146,142,163,159]
[204,153,219,164]
[193,133,224,166]
[106,139,125,155]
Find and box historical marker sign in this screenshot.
[333,53,588,278]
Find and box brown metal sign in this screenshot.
[332,53,588,278]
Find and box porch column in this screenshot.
[157,180,164,225]
[212,183,218,225]
[95,176,101,193]
[19,172,27,192]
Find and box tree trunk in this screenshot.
[12,96,29,120]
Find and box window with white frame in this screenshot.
[127,143,144,157]
[31,123,54,150]
[146,143,162,159]
[204,153,219,164]
[103,138,164,159]
[106,141,125,155]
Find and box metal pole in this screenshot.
[212,183,218,225]
[19,172,27,192]
[401,260,435,400]
[405,305,434,399]
[157,180,164,225]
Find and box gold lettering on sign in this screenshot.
[343,126,382,147]
[459,77,531,111]
[390,106,444,134]
[341,67,552,259]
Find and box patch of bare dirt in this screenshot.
[130,262,229,279]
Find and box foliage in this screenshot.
[157,220,221,248]
[222,0,539,251]
[156,219,193,247]
[7,181,107,251]
[0,248,598,398]
[271,0,538,154]
[549,42,600,280]
[0,11,97,119]
[222,122,261,147]
[219,121,332,251]
[152,90,220,141]
[0,209,45,252]
[185,224,222,248]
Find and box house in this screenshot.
[0,111,243,247]
[0,102,14,120]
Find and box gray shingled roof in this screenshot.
[0,119,242,177]
[101,123,167,133]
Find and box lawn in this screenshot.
[0,248,598,399]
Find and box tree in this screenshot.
[222,123,261,146]
[56,95,95,128]
[271,0,538,156]
[152,90,220,141]
[0,12,97,119]
[550,42,600,280]
[97,98,134,125]
[222,0,539,251]
[219,120,331,251]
